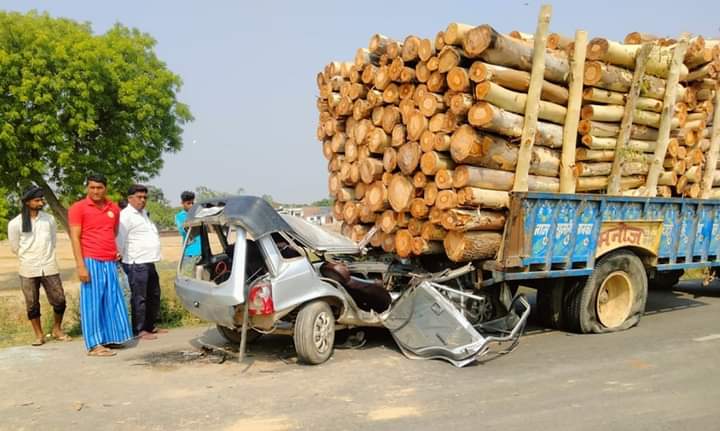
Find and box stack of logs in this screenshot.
[316,22,720,263]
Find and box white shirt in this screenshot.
[7,211,60,278]
[116,206,161,264]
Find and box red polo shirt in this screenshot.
[68,197,120,261]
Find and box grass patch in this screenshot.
[0,267,203,348]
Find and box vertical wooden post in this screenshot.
[700,89,720,198]
[644,36,689,196]
[559,29,587,194]
[607,43,653,195]
[513,4,552,192]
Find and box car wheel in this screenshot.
[294,301,335,365]
[565,250,648,334]
[649,270,683,290]
[216,324,262,345]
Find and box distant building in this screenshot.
[278,206,334,225]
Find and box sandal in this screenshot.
[87,347,116,357]
[31,339,45,347]
[53,334,72,342]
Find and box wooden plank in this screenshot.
[559,29,587,193]
[700,89,720,198]
[513,4,552,192]
[644,35,690,196]
[607,43,653,195]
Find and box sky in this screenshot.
[2,0,719,204]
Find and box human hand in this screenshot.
[77,266,90,283]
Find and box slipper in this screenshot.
[53,334,72,342]
[31,339,45,347]
[87,347,116,357]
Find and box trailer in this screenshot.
[480,191,720,333]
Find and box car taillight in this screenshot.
[248,281,274,316]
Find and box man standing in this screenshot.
[116,184,165,340]
[175,191,200,256]
[8,186,70,346]
[68,174,132,357]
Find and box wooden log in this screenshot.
[369,228,384,248]
[436,190,458,210]
[397,142,422,175]
[453,165,559,192]
[367,128,391,154]
[421,222,447,241]
[409,198,429,219]
[583,87,664,112]
[419,38,435,62]
[360,157,384,184]
[433,133,451,152]
[420,151,456,175]
[419,92,446,117]
[444,231,502,262]
[342,201,359,224]
[468,102,564,148]
[657,186,672,198]
[576,175,645,192]
[474,81,567,124]
[578,120,659,140]
[580,104,682,129]
[366,181,389,212]
[379,210,398,233]
[407,110,428,141]
[388,175,415,212]
[412,238,444,255]
[423,182,438,205]
[333,200,344,221]
[428,112,459,133]
[419,130,436,152]
[608,43,654,195]
[468,61,569,105]
[381,232,396,253]
[459,187,510,209]
[391,124,406,147]
[438,46,463,73]
[401,35,421,63]
[701,90,720,197]
[560,29,587,193]
[548,32,572,51]
[408,218,424,237]
[435,168,455,189]
[646,37,690,195]
[684,165,702,183]
[415,61,431,83]
[355,182,368,200]
[440,208,506,231]
[412,171,428,188]
[383,147,397,172]
[449,124,560,175]
[447,66,471,92]
[581,135,657,152]
[586,38,689,79]
[462,23,569,84]
[444,22,474,46]
[584,61,684,100]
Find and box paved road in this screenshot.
[1,282,719,431]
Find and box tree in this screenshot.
[311,198,334,207]
[0,188,16,240]
[145,185,176,230]
[0,11,193,232]
[194,186,244,201]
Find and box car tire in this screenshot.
[565,250,648,334]
[294,301,335,365]
[536,278,584,330]
[216,325,262,345]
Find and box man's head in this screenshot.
[126,184,149,211]
[86,174,108,202]
[21,186,45,211]
[180,191,195,211]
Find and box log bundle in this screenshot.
[316,21,720,262]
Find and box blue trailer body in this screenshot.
[486,192,720,285]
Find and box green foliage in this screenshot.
[195,185,244,201]
[311,197,334,207]
[145,185,176,230]
[0,188,20,240]
[0,11,193,220]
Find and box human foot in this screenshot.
[137,330,157,340]
[87,346,116,357]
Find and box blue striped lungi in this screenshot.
[80,258,133,350]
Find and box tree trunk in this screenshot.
[584,61,685,101]
[586,37,688,79]
[576,175,645,192]
[449,93,474,115]
[423,182,438,205]
[453,165,559,192]
[440,208,506,231]
[420,151,456,175]
[360,157,384,184]
[578,120,659,140]
[412,238,445,255]
[581,135,657,152]
[468,102,564,148]
[366,181,389,211]
[435,168,455,189]
[397,142,422,175]
[474,80,567,124]
[421,222,447,241]
[394,229,414,258]
[447,66,471,92]
[388,175,415,212]
[462,24,570,84]
[435,190,458,210]
[458,187,510,209]
[450,124,560,175]
[469,61,569,104]
[36,179,69,235]
[444,231,502,262]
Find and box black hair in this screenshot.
[127,184,148,196]
[180,191,195,202]
[86,174,107,186]
[118,199,128,209]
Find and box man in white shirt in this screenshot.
[116,184,164,340]
[8,186,70,346]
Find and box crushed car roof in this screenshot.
[184,196,360,254]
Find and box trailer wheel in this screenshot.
[216,325,262,345]
[536,278,583,330]
[294,301,336,365]
[649,270,683,290]
[566,250,648,334]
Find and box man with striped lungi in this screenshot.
[68,174,133,357]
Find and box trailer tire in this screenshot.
[566,250,648,334]
[294,301,336,365]
[216,325,262,345]
[649,270,683,290]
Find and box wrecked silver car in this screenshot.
[175,196,529,367]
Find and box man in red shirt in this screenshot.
[68,174,133,357]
